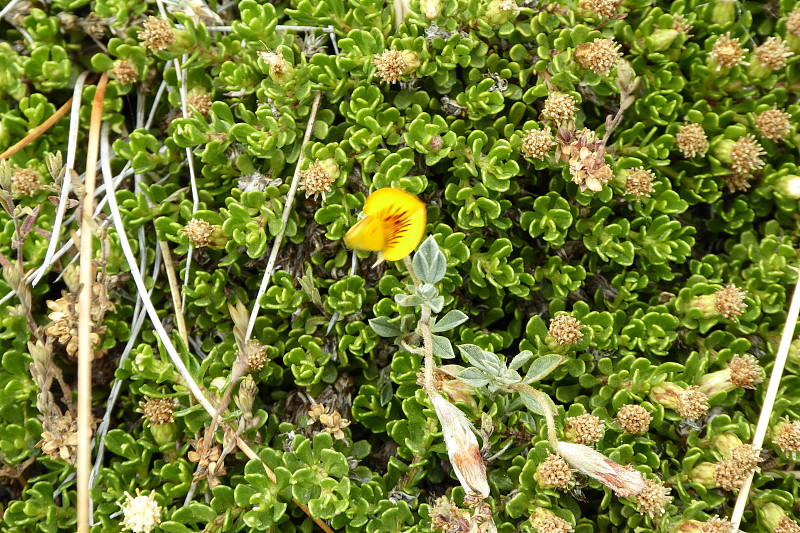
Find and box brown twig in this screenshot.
[0,97,74,160]
[158,240,189,345]
[77,72,108,533]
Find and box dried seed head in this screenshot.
[535,453,575,489]
[789,8,800,38]
[373,49,407,84]
[714,458,746,491]
[625,167,655,199]
[754,37,792,70]
[574,38,622,76]
[121,490,162,533]
[729,135,766,174]
[258,51,288,75]
[139,397,178,425]
[715,284,747,319]
[522,128,555,159]
[775,418,800,453]
[579,0,620,18]
[37,412,79,464]
[244,339,270,371]
[542,92,577,125]
[636,478,671,518]
[616,404,652,434]
[723,172,752,193]
[677,386,708,420]
[112,59,139,85]
[710,33,743,69]
[672,14,693,34]
[187,89,212,117]
[730,444,761,474]
[138,17,174,52]
[675,123,709,158]
[12,167,40,196]
[701,517,736,533]
[308,402,329,421]
[301,159,339,198]
[728,354,763,389]
[319,410,351,440]
[756,108,792,141]
[548,314,584,347]
[182,218,214,248]
[565,413,603,445]
[530,508,574,533]
[776,518,800,533]
[496,0,518,11]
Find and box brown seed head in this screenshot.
[139,397,178,425]
[714,458,746,491]
[535,453,575,489]
[789,8,800,37]
[677,386,708,420]
[756,108,792,141]
[730,444,761,474]
[675,123,709,158]
[244,339,270,371]
[319,410,351,440]
[138,17,174,52]
[625,167,655,199]
[728,354,763,389]
[715,284,747,319]
[775,418,800,453]
[636,478,671,518]
[182,218,214,248]
[373,49,407,84]
[565,413,603,444]
[701,517,736,533]
[301,159,337,198]
[710,33,743,69]
[187,90,212,117]
[37,412,79,465]
[549,314,584,346]
[616,404,652,434]
[580,0,620,18]
[112,59,139,85]
[531,511,574,533]
[754,37,792,70]
[777,517,800,533]
[543,93,576,125]
[574,38,622,76]
[522,128,555,159]
[12,167,40,196]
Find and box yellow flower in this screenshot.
[344,188,426,261]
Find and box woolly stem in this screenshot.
[509,383,559,450]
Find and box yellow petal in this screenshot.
[344,214,386,252]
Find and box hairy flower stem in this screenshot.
[509,383,559,450]
[403,256,435,395]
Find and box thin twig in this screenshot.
[98,123,335,533]
[730,270,800,529]
[245,91,323,341]
[160,240,189,345]
[0,0,23,20]
[31,71,90,286]
[77,71,109,533]
[0,97,73,160]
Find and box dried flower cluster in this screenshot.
[615,404,652,434]
[243,339,270,371]
[11,167,40,196]
[430,495,496,533]
[301,159,338,198]
[112,59,139,84]
[120,491,162,533]
[789,8,800,37]
[624,167,655,199]
[671,14,692,34]
[258,51,289,76]
[756,108,791,141]
[373,49,408,84]
[555,127,613,192]
[574,38,622,75]
[580,0,620,18]
[727,354,763,389]
[542,93,576,125]
[530,508,574,533]
[753,37,792,70]
[548,314,584,346]
[715,284,747,319]
[187,89,212,117]
[714,444,761,491]
[565,413,603,444]
[675,123,709,158]
[677,386,709,420]
[138,397,178,425]
[635,478,671,518]
[710,33,743,69]
[775,418,800,454]
[137,17,174,51]
[776,517,800,533]
[535,453,574,489]
[36,412,79,464]
[45,279,113,359]
[308,403,351,440]
[182,218,214,247]
[522,128,555,160]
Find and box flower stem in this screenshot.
[403,255,435,396]
[509,382,559,450]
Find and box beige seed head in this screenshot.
[754,37,792,70]
[730,444,761,474]
[701,517,736,533]
[11,167,40,196]
[728,354,763,389]
[714,458,745,491]
[788,8,800,37]
[138,17,174,52]
[625,167,655,199]
[616,404,652,434]
[775,418,800,453]
[244,339,270,371]
[672,14,693,34]
[776,517,800,533]
[121,490,162,533]
[723,172,752,193]
[531,511,574,533]
[565,413,603,445]
[182,218,214,248]
[677,386,708,420]
[574,38,622,76]
[710,33,743,69]
[580,0,620,18]
[139,397,178,425]
[535,453,575,489]
[373,49,407,84]
[675,123,709,158]
[715,284,747,319]
[522,128,555,159]
[549,314,584,346]
[301,159,337,198]
[258,51,289,76]
[542,92,577,125]
[730,134,766,175]
[635,478,671,518]
[756,108,792,141]
[187,90,212,117]
[112,59,139,85]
